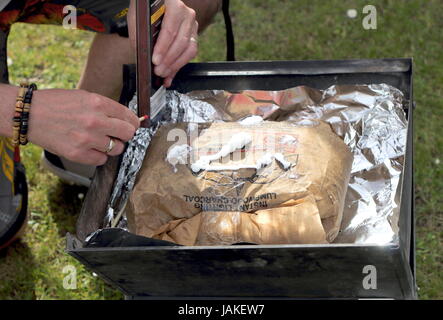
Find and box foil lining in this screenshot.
[103,91,222,229]
[101,83,408,245]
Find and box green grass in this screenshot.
[0,0,441,299]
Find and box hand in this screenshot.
[128,0,199,88]
[28,89,140,166]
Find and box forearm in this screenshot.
[183,0,222,32]
[0,84,18,138]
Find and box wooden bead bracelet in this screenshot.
[12,82,38,147]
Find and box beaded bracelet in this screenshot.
[12,83,28,147]
[12,82,37,147]
[19,83,37,146]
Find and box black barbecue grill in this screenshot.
[67,58,416,300]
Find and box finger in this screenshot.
[91,136,126,157]
[166,22,198,74]
[101,118,138,142]
[152,3,186,66]
[85,150,109,166]
[93,94,140,130]
[154,15,195,77]
[163,36,197,88]
[163,38,198,84]
[164,70,178,88]
[105,139,126,157]
[67,148,108,166]
[80,112,137,143]
[71,129,126,155]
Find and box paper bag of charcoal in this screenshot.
[126,118,354,246]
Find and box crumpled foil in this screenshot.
[103,91,221,229]
[100,83,408,245]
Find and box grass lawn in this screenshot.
[0,0,441,299]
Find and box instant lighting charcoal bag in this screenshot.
[127,120,353,245]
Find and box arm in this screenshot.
[183,0,222,33]
[0,83,139,165]
[0,84,17,138]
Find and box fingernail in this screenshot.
[152,53,162,65]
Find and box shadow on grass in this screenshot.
[0,240,37,299]
[45,180,123,300]
[47,181,89,237]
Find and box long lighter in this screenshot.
[136,0,165,128]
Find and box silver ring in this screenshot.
[105,138,115,154]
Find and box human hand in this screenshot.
[28,89,140,166]
[128,0,199,88]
